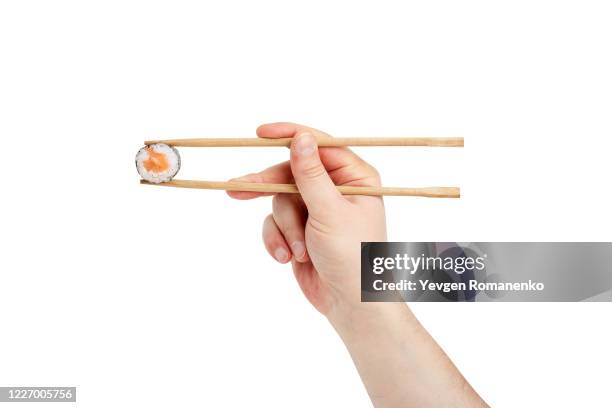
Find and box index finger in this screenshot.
[256,122,323,139]
[226,161,292,200]
[257,122,381,187]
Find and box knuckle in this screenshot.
[310,201,340,224]
[369,164,380,179]
[301,163,327,180]
[262,214,274,232]
[272,194,289,214]
[369,165,382,185]
[250,173,264,183]
[272,194,280,210]
[358,161,381,185]
[307,213,335,235]
[262,215,279,249]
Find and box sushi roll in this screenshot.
[135,143,181,183]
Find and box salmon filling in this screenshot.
[143,147,170,173]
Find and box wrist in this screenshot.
[326,295,485,408]
[326,296,418,343]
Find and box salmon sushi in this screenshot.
[135,143,181,183]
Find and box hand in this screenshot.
[229,122,487,407]
[228,122,386,316]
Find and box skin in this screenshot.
[228,123,488,408]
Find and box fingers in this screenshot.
[290,132,342,218]
[262,203,309,264]
[228,121,308,200]
[318,148,381,187]
[226,161,292,200]
[262,214,291,264]
[256,122,306,139]
[229,122,379,202]
[258,122,380,187]
[272,194,309,262]
[257,122,334,144]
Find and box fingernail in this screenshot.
[274,247,288,263]
[291,241,306,259]
[296,132,316,157]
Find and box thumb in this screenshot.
[290,132,342,218]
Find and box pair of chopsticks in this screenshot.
[141,137,463,198]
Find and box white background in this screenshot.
[1,1,611,407]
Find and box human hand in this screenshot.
[228,122,386,316]
[229,122,487,407]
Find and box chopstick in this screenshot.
[140,179,460,198]
[144,137,464,148]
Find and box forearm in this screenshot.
[328,301,487,408]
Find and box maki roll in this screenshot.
[135,143,181,183]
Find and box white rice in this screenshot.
[135,143,181,183]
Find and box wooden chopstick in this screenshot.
[140,179,460,198]
[144,137,464,148]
